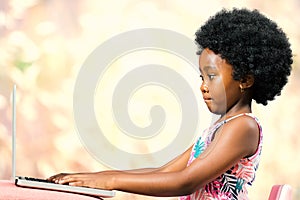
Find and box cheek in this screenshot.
[211,78,226,98]
[223,82,241,103]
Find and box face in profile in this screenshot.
[199,48,241,115]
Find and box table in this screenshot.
[0,180,103,200]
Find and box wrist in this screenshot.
[107,172,117,190]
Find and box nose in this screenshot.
[200,81,209,93]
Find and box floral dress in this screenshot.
[179,113,263,200]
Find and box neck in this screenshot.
[219,100,252,122]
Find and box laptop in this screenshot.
[11,85,116,198]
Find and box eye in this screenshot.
[208,74,215,80]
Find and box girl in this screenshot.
[48,8,293,199]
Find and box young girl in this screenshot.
[48,8,293,199]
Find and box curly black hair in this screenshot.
[195,8,293,105]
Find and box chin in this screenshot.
[207,107,226,115]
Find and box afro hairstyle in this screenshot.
[195,8,293,105]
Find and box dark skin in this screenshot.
[48,48,260,197]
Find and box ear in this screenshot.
[239,74,254,90]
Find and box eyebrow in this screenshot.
[199,65,217,73]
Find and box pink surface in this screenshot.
[0,180,102,200]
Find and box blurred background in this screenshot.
[0,0,299,199]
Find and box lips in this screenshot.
[203,96,212,103]
[203,95,212,101]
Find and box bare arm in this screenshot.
[48,145,192,182]
[53,116,259,197]
[102,116,259,196]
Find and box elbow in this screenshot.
[175,172,204,196]
[178,182,202,196]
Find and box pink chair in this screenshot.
[268,184,292,200]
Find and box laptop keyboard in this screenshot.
[23,177,54,184]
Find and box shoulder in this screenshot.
[217,114,260,157]
[226,114,260,133]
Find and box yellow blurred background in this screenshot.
[0,0,299,199]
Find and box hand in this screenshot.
[48,173,72,184]
[48,172,115,190]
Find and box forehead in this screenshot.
[199,48,232,72]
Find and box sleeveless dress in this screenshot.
[179,113,263,200]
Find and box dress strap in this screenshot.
[208,113,261,142]
[223,113,253,123]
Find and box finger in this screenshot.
[69,181,84,187]
[48,174,58,180]
[58,175,78,185]
[48,173,68,181]
[47,174,61,182]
